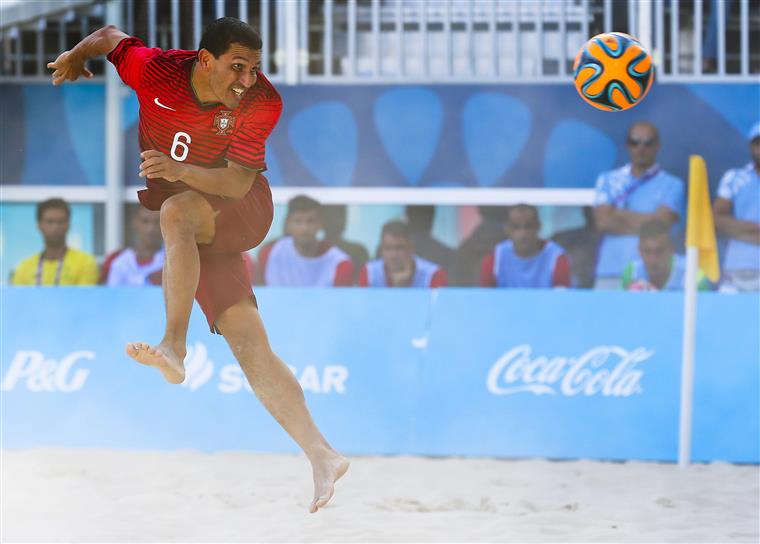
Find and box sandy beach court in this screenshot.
[2,449,757,542]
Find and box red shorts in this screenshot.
[138,174,274,332]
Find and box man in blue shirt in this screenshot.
[714,122,760,292]
[593,122,686,288]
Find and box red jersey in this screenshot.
[106,37,282,206]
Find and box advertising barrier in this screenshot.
[1,83,756,191]
[1,287,757,463]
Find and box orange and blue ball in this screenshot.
[573,32,654,112]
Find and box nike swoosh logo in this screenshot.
[154,97,176,111]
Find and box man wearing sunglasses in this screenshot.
[592,122,685,289]
[713,122,760,292]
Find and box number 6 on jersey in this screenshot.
[170,131,192,161]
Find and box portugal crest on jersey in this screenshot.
[213,110,236,135]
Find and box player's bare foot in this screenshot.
[309,449,350,513]
[125,342,186,384]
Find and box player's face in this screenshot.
[750,137,760,168]
[507,209,540,255]
[287,210,322,246]
[133,208,162,250]
[380,234,413,272]
[38,208,69,247]
[639,234,672,276]
[208,44,262,109]
[627,125,659,170]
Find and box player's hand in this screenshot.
[139,150,187,182]
[47,51,94,86]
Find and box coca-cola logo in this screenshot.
[486,345,651,397]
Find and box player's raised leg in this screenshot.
[126,191,217,384]
[215,297,350,513]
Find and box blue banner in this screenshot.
[1,287,757,463]
[1,83,757,193]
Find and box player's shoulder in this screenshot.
[325,242,350,261]
[493,239,513,254]
[102,248,125,267]
[718,163,755,196]
[14,253,40,271]
[656,168,683,185]
[67,247,98,265]
[241,73,282,111]
[109,248,135,266]
[596,164,627,186]
[415,255,441,272]
[721,164,752,183]
[153,48,196,65]
[544,239,566,255]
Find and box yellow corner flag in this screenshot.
[687,155,720,283]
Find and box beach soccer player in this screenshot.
[47,17,348,513]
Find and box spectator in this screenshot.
[452,205,510,286]
[257,195,353,286]
[552,206,600,289]
[593,122,685,288]
[481,204,571,288]
[11,198,98,286]
[100,206,164,286]
[322,204,369,283]
[359,220,447,287]
[713,122,760,292]
[404,205,455,269]
[622,219,710,291]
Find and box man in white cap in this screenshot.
[713,122,760,292]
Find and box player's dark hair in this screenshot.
[507,203,540,225]
[37,198,70,222]
[287,195,321,218]
[199,17,262,58]
[639,219,671,240]
[381,220,411,241]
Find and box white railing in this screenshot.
[0,0,288,82]
[304,0,590,82]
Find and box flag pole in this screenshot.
[678,245,699,468]
[678,155,720,468]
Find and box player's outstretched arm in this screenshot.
[48,25,129,85]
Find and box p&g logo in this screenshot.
[1,350,93,392]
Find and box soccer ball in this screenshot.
[572,32,654,112]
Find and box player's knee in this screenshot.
[160,194,197,234]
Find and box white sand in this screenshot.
[1,449,757,543]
